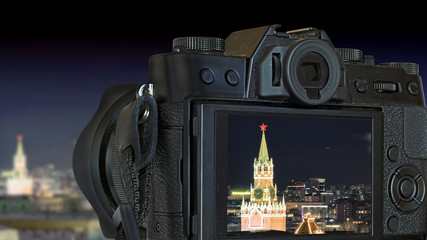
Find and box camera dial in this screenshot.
[172,36,225,53]
[338,48,364,63]
[378,62,419,75]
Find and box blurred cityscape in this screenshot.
[0,135,108,240]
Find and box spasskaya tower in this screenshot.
[240,123,286,231]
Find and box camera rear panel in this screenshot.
[190,99,427,239]
[382,106,426,235]
[192,101,388,239]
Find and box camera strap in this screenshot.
[113,92,158,240]
[116,93,158,172]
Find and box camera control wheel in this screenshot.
[378,62,419,75]
[172,36,225,53]
[337,48,364,63]
[389,165,425,212]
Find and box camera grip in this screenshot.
[404,107,427,159]
[147,103,185,239]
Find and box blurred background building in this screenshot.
[0,135,106,240]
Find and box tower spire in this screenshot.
[258,123,269,164]
[15,134,25,157]
[13,134,28,178]
[241,123,286,232]
[6,134,33,196]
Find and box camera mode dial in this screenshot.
[338,48,364,63]
[173,36,225,53]
[378,62,419,75]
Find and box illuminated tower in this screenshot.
[13,134,28,179]
[240,123,286,232]
[6,135,33,196]
[252,123,276,203]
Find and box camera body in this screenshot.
[73,25,427,239]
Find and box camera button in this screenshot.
[397,165,418,177]
[355,79,368,93]
[415,174,425,203]
[389,165,425,212]
[399,200,419,212]
[200,68,214,84]
[399,177,416,200]
[387,146,399,162]
[225,70,239,86]
[407,82,419,96]
[386,216,399,232]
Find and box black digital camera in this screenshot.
[73,25,427,239]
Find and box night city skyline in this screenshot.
[1,22,427,171]
[226,116,374,234]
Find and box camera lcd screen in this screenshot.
[223,113,373,236]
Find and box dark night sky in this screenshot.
[228,115,372,190]
[1,19,426,170]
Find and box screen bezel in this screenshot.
[194,102,383,240]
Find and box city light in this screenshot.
[227,121,372,235]
[231,191,251,196]
[0,135,104,239]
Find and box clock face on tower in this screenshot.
[254,187,264,200]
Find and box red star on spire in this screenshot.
[260,123,267,131]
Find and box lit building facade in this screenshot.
[285,180,305,202]
[304,178,326,202]
[240,123,286,231]
[295,214,324,235]
[2,135,33,196]
[335,198,357,222]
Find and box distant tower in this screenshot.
[6,135,33,196]
[240,123,286,231]
[13,134,29,179]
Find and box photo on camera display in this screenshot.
[225,114,372,235]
